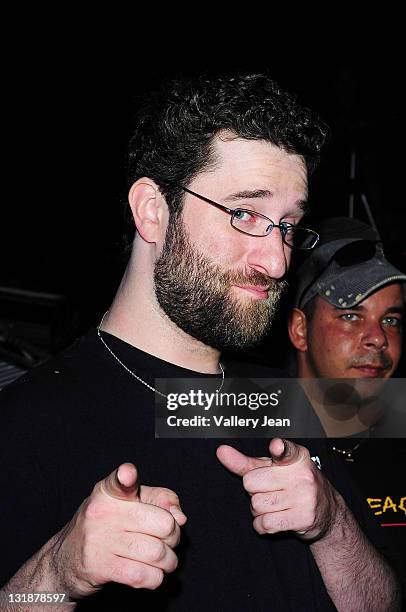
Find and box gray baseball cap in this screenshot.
[294,217,406,310]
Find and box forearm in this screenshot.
[310,493,401,612]
[1,532,76,611]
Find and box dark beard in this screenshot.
[154,217,287,350]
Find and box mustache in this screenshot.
[222,268,288,291]
[351,354,393,370]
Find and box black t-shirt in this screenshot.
[0,330,382,611]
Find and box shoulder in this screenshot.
[0,329,112,422]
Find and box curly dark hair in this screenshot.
[124,72,329,251]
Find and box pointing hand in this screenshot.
[217,439,337,541]
[51,463,186,599]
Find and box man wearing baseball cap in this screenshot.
[288,216,405,436]
[287,217,406,597]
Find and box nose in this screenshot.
[361,322,388,351]
[247,228,289,280]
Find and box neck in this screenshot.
[100,251,222,375]
[300,380,368,436]
[299,377,385,436]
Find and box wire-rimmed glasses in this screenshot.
[180,186,319,250]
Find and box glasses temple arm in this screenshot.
[180,186,234,214]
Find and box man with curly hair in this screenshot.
[1,73,400,610]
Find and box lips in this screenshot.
[234,284,270,299]
[350,365,387,378]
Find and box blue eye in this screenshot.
[340,313,359,322]
[382,317,402,328]
[233,210,253,222]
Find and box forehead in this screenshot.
[197,132,308,197]
[316,283,404,314]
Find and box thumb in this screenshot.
[268,438,305,466]
[216,445,272,477]
[100,462,141,501]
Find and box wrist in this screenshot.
[1,531,76,610]
[310,491,356,549]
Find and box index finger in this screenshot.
[216,444,272,477]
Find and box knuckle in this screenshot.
[242,473,255,493]
[168,523,181,548]
[263,515,273,531]
[128,564,148,588]
[167,552,179,573]
[83,499,105,522]
[160,513,176,538]
[302,509,314,528]
[253,516,266,534]
[251,495,261,513]
[148,568,165,590]
[121,563,164,590]
[148,540,166,564]
[108,559,167,590]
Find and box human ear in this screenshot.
[128,178,166,243]
[288,308,308,352]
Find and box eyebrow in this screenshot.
[335,305,404,315]
[335,304,363,312]
[224,189,273,201]
[223,189,309,213]
[383,306,404,315]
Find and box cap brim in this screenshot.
[315,259,406,308]
[296,237,369,308]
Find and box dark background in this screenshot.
[1,23,403,353]
[0,18,405,597]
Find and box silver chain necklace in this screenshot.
[331,440,365,462]
[97,312,225,399]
